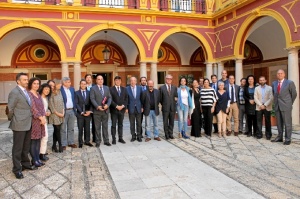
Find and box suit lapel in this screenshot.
[17,86,30,106]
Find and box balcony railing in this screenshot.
[11,0,57,4]
[84,0,137,9]
[160,0,206,13]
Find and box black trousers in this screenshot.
[77,115,91,145]
[202,106,213,136]
[162,110,175,138]
[91,113,96,142]
[129,108,142,139]
[256,110,272,138]
[247,114,257,136]
[12,130,31,173]
[111,111,125,140]
[30,139,41,162]
[53,124,62,147]
[94,112,109,144]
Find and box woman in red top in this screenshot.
[28,77,46,167]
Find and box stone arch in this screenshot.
[234,9,292,58]
[153,27,214,62]
[76,24,145,61]
[0,21,66,60]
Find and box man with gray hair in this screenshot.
[60,77,77,149]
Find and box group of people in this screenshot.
[7,68,297,179]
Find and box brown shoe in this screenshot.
[234,132,239,136]
[145,138,151,142]
[68,144,77,148]
[178,132,182,138]
[218,132,222,138]
[226,130,232,136]
[154,137,161,141]
[62,146,66,150]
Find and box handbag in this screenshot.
[187,116,192,126]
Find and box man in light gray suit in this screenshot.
[7,73,37,179]
[271,69,297,145]
[90,74,112,147]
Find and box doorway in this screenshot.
[92,72,113,87]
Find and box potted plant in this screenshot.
[270,104,277,126]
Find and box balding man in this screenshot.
[271,69,297,145]
[126,77,143,142]
[218,70,229,87]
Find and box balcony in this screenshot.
[160,0,206,14]
[84,0,137,8]
[9,0,57,4]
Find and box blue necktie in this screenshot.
[24,90,31,106]
[117,87,121,96]
[82,91,86,100]
[100,87,104,96]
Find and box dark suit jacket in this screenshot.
[60,86,76,112]
[90,85,112,114]
[159,84,178,112]
[74,90,92,117]
[109,86,128,114]
[210,82,218,92]
[272,79,297,111]
[225,84,239,104]
[7,86,32,131]
[126,85,143,114]
[142,89,160,116]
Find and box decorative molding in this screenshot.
[141,15,156,23]
[22,19,30,26]
[57,26,83,50]
[137,29,160,50]
[62,12,80,20]
[282,0,300,33]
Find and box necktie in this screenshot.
[82,91,86,100]
[100,87,104,96]
[24,90,31,106]
[231,86,234,103]
[213,84,215,91]
[117,87,121,96]
[168,85,171,95]
[132,87,136,98]
[277,81,281,94]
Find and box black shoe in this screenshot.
[243,132,248,135]
[118,139,126,144]
[283,141,291,145]
[37,160,45,166]
[112,140,116,145]
[266,137,271,140]
[39,154,49,161]
[104,142,111,146]
[84,142,93,147]
[271,137,283,142]
[96,143,100,147]
[22,165,38,171]
[256,137,262,139]
[15,172,24,179]
[137,138,142,142]
[131,137,136,142]
[79,144,83,148]
[239,131,243,134]
[169,135,174,139]
[52,145,58,153]
[58,145,63,153]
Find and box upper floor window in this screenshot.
[99,0,125,8]
[12,0,41,4]
[171,0,192,13]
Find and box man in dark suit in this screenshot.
[90,75,112,147]
[225,74,240,136]
[85,74,96,142]
[126,76,143,142]
[271,69,297,145]
[159,74,178,139]
[60,77,77,149]
[142,80,161,142]
[210,74,218,133]
[7,72,37,179]
[110,76,128,144]
[140,76,148,137]
[75,79,93,148]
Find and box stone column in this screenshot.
[140,62,147,79]
[287,47,299,125]
[235,59,243,84]
[73,62,82,90]
[61,62,69,78]
[217,61,224,80]
[213,63,218,76]
[150,62,158,88]
[206,62,213,79]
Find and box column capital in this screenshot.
[204,62,213,65]
[150,62,158,64]
[72,61,82,65]
[285,46,299,53]
[235,58,244,63]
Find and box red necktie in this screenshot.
[277,81,281,94]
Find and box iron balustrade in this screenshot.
[160,0,206,14]
[10,0,57,4]
[84,0,137,8]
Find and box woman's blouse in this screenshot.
[181,89,188,106]
[200,88,217,107]
[42,97,49,124]
[244,86,256,115]
[49,90,64,125]
[215,91,230,114]
[29,92,46,139]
